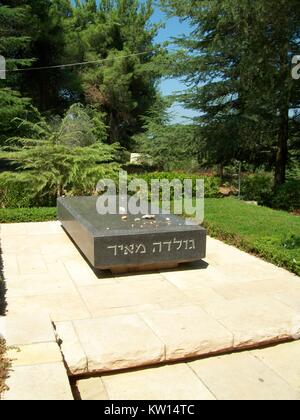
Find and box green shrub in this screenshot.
[281,233,300,250]
[270,180,300,212]
[241,172,274,204]
[0,172,56,208]
[0,207,56,223]
[129,172,221,199]
[0,104,121,207]
[0,176,31,208]
[241,173,300,212]
[254,236,300,275]
[122,163,155,175]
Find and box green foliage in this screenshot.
[0,1,165,148]
[0,2,33,143]
[281,233,300,250]
[241,172,274,204]
[66,0,164,146]
[254,237,300,276]
[123,162,155,174]
[270,180,300,212]
[241,173,300,211]
[0,104,121,205]
[0,3,32,68]
[0,207,56,223]
[130,172,221,198]
[134,98,199,171]
[19,0,77,112]
[204,198,300,276]
[0,89,31,143]
[162,0,300,185]
[0,172,40,208]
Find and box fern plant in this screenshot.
[0,104,121,206]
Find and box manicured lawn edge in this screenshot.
[203,221,299,275]
[0,208,57,224]
[203,198,300,277]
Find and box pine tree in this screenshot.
[134,97,197,170]
[68,0,164,147]
[162,0,300,184]
[19,0,76,112]
[0,1,32,142]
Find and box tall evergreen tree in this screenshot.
[0,1,32,142]
[20,0,76,112]
[67,0,164,147]
[162,0,300,184]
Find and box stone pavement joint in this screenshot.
[1,221,300,400]
[76,341,300,400]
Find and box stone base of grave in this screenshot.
[110,262,179,274]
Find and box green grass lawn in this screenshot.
[204,198,300,276]
[0,198,299,276]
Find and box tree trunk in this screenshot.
[275,37,290,186]
[218,163,224,182]
[274,109,288,186]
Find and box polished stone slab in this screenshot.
[57,197,206,272]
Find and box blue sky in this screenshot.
[150,5,198,123]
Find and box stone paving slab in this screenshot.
[7,342,62,367]
[8,292,91,323]
[1,221,300,398]
[76,341,300,400]
[77,277,188,318]
[3,312,56,346]
[201,296,300,348]
[100,364,216,401]
[252,341,300,393]
[6,271,77,299]
[140,305,233,361]
[72,315,165,373]
[2,363,74,400]
[55,321,88,375]
[76,377,109,400]
[189,351,300,400]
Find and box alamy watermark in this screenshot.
[292,55,300,80]
[96,170,204,223]
[0,55,6,80]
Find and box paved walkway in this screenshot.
[1,221,300,400]
[76,341,300,400]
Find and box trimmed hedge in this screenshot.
[0,208,57,223]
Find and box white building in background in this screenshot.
[130,153,143,164]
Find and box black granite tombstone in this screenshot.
[57,197,206,272]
